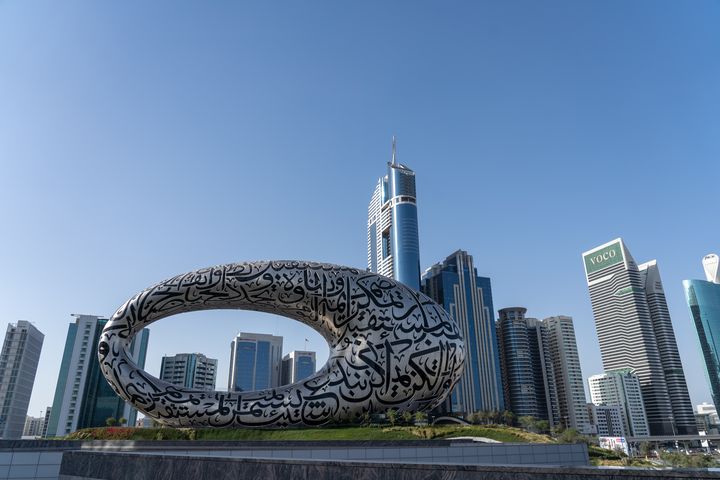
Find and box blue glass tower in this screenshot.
[281,351,316,385]
[684,253,720,412]
[367,138,421,290]
[228,332,283,392]
[421,250,504,414]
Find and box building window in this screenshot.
[381,229,391,258]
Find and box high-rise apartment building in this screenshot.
[0,321,44,439]
[367,138,421,290]
[23,415,44,438]
[582,239,696,435]
[160,353,217,391]
[421,250,504,414]
[587,404,626,437]
[281,351,316,385]
[496,308,559,426]
[497,309,589,431]
[46,314,149,437]
[683,253,720,412]
[542,316,591,433]
[41,407,51,438]
[228,333,283,392]
[588,369,649,437]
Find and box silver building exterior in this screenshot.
[98,261,465,428]
[228,332,283,392]
[0,321,44,439]
[582,239,696,435]
[281,351,316,385]
[46,314,149,437]
[588,369,649,437]
[421,251,504,415]
[367,138,421,290]
[542,316,591,433]
[160,353,217,391]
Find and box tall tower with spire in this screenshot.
[366,137,421,290]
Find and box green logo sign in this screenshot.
[584,241,624,274]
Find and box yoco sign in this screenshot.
[584,241,624,274]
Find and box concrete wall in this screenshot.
[0,450,62,480]
[59,451,720,480]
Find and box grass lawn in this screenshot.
[65,424,555,443]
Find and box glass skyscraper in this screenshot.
[583,238,696,435]
[281,351,316,385]
[496,309,589,432]
[683,253,720,413]
[367,138,421,290]
[496,308,557,424]
[228,332,283,392]
[0,321,44,439]
[421,250,504,414]
[46,314,149,437]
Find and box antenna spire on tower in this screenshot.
[391,135,397,165]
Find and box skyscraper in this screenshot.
[46,314,149,437]
[683,253,720,413]
[497,310,589,431]
[496,308,559,426]
[421,250,504,414]
[542,316,591,433]
[367,138,421,290]
[582,238,696,435]
[160,353,217,391]
[228,332,283,392]
[588,369,650,437]
[281,351,316,385]
[0,321,43,439]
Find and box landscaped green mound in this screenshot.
[65,425,554,443]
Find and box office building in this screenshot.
[422,250,504,414]
[497,310,589,432]
[367,138,421,290]
[588,369,650,437]
[0,321,44,439]
[23,415,44,438]
[683,253,720,412]
[542,316,591,433]
[46,314,149,437]
[696,402,719,434]
[497,308,559,426]
[281,351,316,385]
[582,239,696,435]
[160,353,217,391]
[228,333,283,392]
[588,404,626,437]
[41,407,51,438]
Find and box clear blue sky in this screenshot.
[0,1,718,418]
